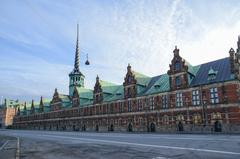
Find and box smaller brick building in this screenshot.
[0,99,22,127]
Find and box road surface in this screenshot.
[0,129,240,159]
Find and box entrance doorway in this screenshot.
[214,120,222,132]
[150,123,156,132]
[128,123,133,132]
[178,121,184,131]
[109,124,114,131]
[82,125,86,131]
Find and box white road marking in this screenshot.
[3,130,240,143]
[40,134,240,155]
[0,140,9,151]
[16,137,20,159]
[42,132,240,142]
[16,130,236,141]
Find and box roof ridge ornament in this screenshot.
[173,45,179,55]
[237,35,240,53]
[127,63,131,72]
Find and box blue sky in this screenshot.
[0,0,240,102]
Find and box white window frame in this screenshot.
[176,92,183,107]
[210,87,219,104]
[192,90,200,106]
[137,99,142,111]
[149,97,154,110]
[162,95,168,108]
[128,100,132,112]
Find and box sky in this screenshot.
[0,0,240,103]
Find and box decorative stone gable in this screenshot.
[50,88,62,111]
[30,100,35,114]
[17,106,20,116]
[23,102,27,116]
[123,64,137,98]
[72,86,80,107]
[39,96,44,113]
[229,36,240,79]
[93,75,103,104]
[167,46,189,90]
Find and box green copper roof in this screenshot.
[76,87,93,100]
[132,71,151,86]
[58,94,72,108]
[103,85,124,102]
[188,65,201,84]
[59,94,71,102]
[140,74,170,96]
[100,80,119,94]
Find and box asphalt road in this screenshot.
[0,130,240,159]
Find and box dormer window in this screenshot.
[208,67,218,81]
[154,85,161,88]
[174,61,181,71]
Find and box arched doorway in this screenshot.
[128,123,133,132]
[82,125,86,131]
[62,125,66,131]
[73,125,76,131]
[96,125,99,132]
[109,124,114,131]
[178,121,184,131]
[150,123,156,132]
[214,120,222,132]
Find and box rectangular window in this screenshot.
[110,104,113,113]
[175,76,181,87]
[149,97,154,110]
[210,87,219,104]
[176,92,183,107]
[162,95,168,108]
[128,100,132,112]
[128,87,131,98]
[137,99,142,111]
[119,102,123,113]
[145,98,149,110]
[192,90,200,106]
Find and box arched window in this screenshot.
[163,115,169,125]
[128,76,132,83]
[193,114,202,124]
[212,112,222,120]
[176,114,184,122]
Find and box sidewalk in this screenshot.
[0,135,19,159]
